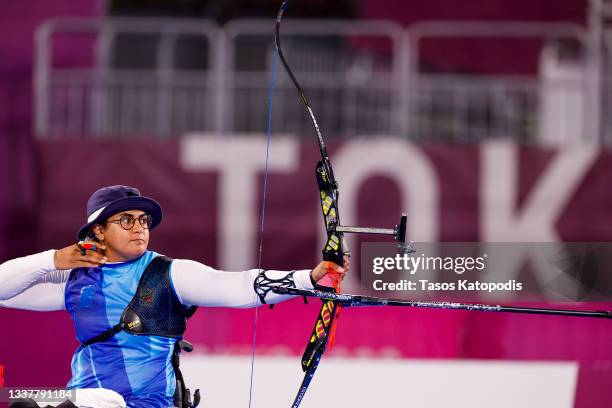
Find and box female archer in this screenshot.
[0,185,348,408]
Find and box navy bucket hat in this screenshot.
[77,185,163,240]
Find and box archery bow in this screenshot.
[273,2,409,407]
[260,3,612,408]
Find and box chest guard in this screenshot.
[82,256,196,346]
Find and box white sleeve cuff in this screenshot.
[293,269,314,290]
[43,249,59,271]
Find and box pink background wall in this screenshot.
[1,139,611,407]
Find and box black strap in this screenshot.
[81,323,124,347]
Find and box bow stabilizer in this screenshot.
[272,285,612,319]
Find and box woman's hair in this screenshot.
[86,223,104,243]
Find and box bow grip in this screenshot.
[322,249,344,269]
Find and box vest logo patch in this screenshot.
[127,319,141,329]
[141,288,153,304]
[79,285,95,309]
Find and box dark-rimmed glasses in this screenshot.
[106,214,153,231]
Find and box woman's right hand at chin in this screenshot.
[53,243,108,270]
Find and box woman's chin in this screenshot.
[124,243,147,259]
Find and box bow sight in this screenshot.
[333,212,413,254]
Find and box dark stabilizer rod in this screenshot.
[272,286,612,319]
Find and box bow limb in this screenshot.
[274,0,408,405]
[274,1,347,406]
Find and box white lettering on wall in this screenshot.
[180,135,298,270]
[481,140,596,241]
[480,140,597,299]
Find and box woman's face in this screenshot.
[92,209,150,262]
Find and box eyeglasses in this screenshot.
[106,214,153,231]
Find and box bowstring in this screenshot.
[248,37,278,408]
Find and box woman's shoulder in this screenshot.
[141,250,163,263]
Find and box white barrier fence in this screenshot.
[35,18,602,144]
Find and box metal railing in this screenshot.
[34,17,599,144]
[223,19,403,138]
[35,18,221,137]
[407,22,588,144]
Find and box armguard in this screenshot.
[254,270,296,304]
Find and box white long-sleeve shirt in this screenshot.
[0,250,314,311]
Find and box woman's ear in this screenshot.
[92,224,105,242]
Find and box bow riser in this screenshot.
[316,161,345,266]
[300,298,339,371]
[299,161,345,373]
